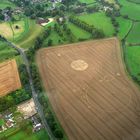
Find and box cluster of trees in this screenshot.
[11,0,67,19]
[131,74,140,85]
[69,16,105,39]
[27,27,53,61]
[29,63,64,139]
[86,5,99,13]
[111,18,119,35]
[0,9,4,20]
[0,7,12,21]
[25,28,65,139]
[0,88,30,112]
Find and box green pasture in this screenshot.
[16,20,44,48]
[7,129,49,140]
[68,22,91,40]
[126,22,140,44]
[125,46,140,80]
[0,41,17,62]
[0,19,27,41]
[77,12,115,36]
[118,0,140,20]
[127,0,140,4]
[116,17,132,40]
[0,0,15,9]
[43,30,68,46]
[78,0,96,4]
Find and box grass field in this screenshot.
[118,0,140,20]
[37,38,140,140]
[78,0,96,4]
[126,22,140,44]
[43,30,68,46]
[77,12,115,36]
[116,17,133,40]
[0,59,21,96]
[0,19,27,40]
[11,20,26,40]
[125,46,140,80]
[68,22,91,40]
[0,41,17,62]
[0,0,15,9]
[16,20,44,48]
[127,0,140,4]
[7,129,49,140]
[0,23,13,39]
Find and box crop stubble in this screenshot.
[0,59,21,96]
[37,38,140,140]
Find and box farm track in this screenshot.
[37,38,140,140]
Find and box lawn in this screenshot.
[68,22,91,40]
[0,0,15,9]
[77,12,115,37]
[125,46,140,80]
[116,17,132,40]
[118,0,140,20]
[78,0,96,4]
[126,22,140,44]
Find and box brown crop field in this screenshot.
[37,38,140,140]
[0,59,21,97]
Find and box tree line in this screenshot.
[69,15,105,39]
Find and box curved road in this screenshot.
[1,38,56,140]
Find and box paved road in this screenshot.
[3,39,56,140]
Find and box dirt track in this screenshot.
[37,38,140,140]
[0,59,21,96]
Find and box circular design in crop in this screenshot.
[71,60,88,71]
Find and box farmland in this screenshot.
[125,46,140,80]
[16,20,44,48]
[116,17,132,40]
[127,0,140,4]
[126,22,140,44]
[0,41,17,62]
[0,59,21,97]
[37,38,140,140]
[77,12,115,37]
[0,0,15,9]
[78,0,96,4]
[118,0,140,20]
[68,23,91,40]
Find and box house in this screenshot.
[6,120,14,128]
[37,18,50,25]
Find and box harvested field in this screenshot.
[0,59,21,96]
[37,38,140,140]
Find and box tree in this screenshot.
[48,39,53,46]
[54,129,64,139]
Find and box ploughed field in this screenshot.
[37,38,140,140]
[0,59,21,96]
